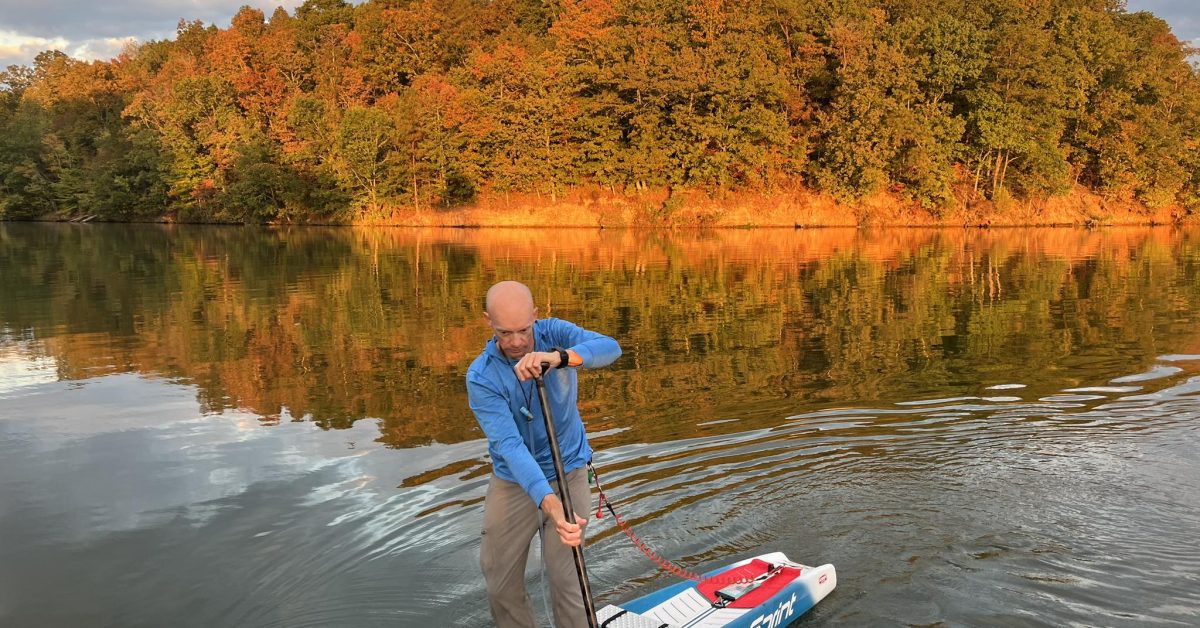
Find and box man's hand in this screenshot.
[514,350,562,381]
[540,493,586,547]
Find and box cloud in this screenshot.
[1,30,139,68]
[69,36,140,62]
[1,29,69,68]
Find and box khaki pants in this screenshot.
[480,467,592,628]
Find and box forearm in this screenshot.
[544,317,622,368]
[568,336,621,368]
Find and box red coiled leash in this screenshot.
[589,462,743,583]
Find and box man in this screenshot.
[466,280,622,628]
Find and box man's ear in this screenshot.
[483,311,492,325]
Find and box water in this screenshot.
[1,223,1199,626]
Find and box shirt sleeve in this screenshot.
[546,318,622,368]
[466,370,554,507]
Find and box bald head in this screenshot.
[485,281,538,359]
[485,281,534,316]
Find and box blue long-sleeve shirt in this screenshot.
[466,317,622,507]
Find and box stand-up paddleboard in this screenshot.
[596,552,836,628]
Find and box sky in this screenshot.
[0,0,304,69]
[0,0,1197,70]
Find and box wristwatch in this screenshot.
[555,347,570,369]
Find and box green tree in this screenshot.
[458,43,580,200]
[334,106,400,213]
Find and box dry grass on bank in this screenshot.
[357,184,1194,229]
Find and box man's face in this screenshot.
[487,305,538,360]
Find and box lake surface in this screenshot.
[1,223,1199,627]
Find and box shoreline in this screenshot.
[8,220,1197,230]
[6,186,1195,229]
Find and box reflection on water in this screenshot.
[1,223,1199,626]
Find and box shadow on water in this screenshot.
[2,223,1200,626]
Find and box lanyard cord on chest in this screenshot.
[518,377,535,422]
[503,336,538,422]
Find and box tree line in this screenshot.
[1,0,1198,223]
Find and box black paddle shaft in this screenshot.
[534,362,599,628]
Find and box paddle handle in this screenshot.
[535,362,599,628]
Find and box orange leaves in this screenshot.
[552,0,619,46]
[464,43,536,86]
[411,73,467,129]
[24,58,121,109]
[686,0,729,44]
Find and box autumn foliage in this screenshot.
[1,0,1198,223]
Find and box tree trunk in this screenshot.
[991,150,1004,198]
[973,150,988,196]
[412,147,419,212]
[999,151,1012,194]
